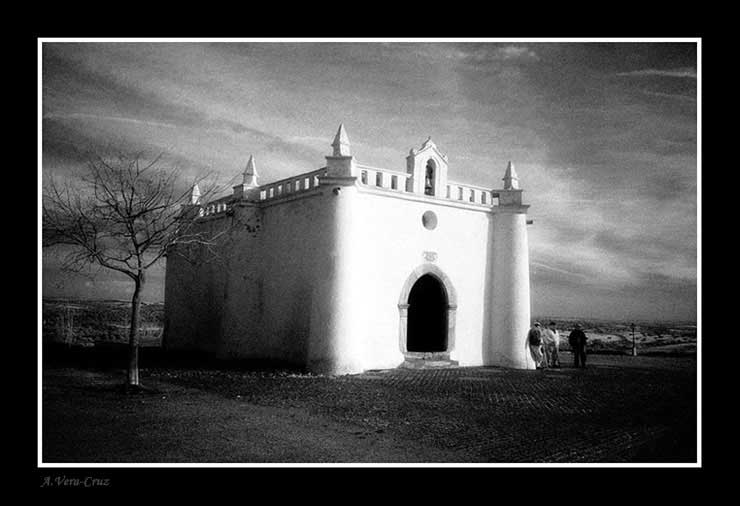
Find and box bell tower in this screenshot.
[405,137,449,196]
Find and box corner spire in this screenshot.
[331,123,351,157]
[243,154,258,187]
[503,161,520,190]
[190,183,201,204]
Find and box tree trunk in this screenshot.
[127,278,143,386]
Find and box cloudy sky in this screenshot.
[41,40,698,322]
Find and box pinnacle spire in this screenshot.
[331,123,351,157]
[190,182,201,204]
[503,161,520,190]
[243,155,258,187]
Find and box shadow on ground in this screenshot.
[42,344,697,464]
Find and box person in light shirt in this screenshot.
[526,322,545,369]
[542,321,561,368]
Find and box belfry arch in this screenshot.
[424,158,436,196]
[398,264,457,356]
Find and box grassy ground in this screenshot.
[42,347,697,464]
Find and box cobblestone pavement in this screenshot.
[140,352,697,463]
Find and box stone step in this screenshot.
[400,358,459,369]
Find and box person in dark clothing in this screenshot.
[568,324,588,368]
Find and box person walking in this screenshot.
[568,323,588,368]
[542,321,561,368]
[527,322,545,369]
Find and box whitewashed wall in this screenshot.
[351,190,491,370]
[164,217,231,354]
[165,178,531,373]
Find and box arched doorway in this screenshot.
[407,274,448,352]
[398,264,457,361]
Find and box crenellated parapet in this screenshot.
[182,124,530,220]
[257,168,328,202]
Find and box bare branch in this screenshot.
[43,151,230,283]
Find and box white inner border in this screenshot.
[37,37,702,469]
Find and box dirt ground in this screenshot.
[41,350,697,464]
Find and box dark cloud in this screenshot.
[538,221,594,246]
[528,43,696,76]
[43,116,201,173]
[592,229,696,265]
[531,264,696,322]
[43,44,324,166]
[43,47,225,133]
[633,271,697,296]
[42,117,113,164]
[44,45,184,123]
[491,44,697,204]
[41,117,229,208]
[643,171,697,203]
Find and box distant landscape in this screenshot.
[41,299,697,357]
[532,316,697,356]
[42,299,165,348]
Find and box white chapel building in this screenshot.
[163,124,534,374]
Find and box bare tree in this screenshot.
[43,151,224,388]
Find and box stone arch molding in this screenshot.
[398,263,457,307]
[397,263,458,354]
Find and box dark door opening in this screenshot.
[406,274,448,352]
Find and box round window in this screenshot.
[422,211,437,230]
